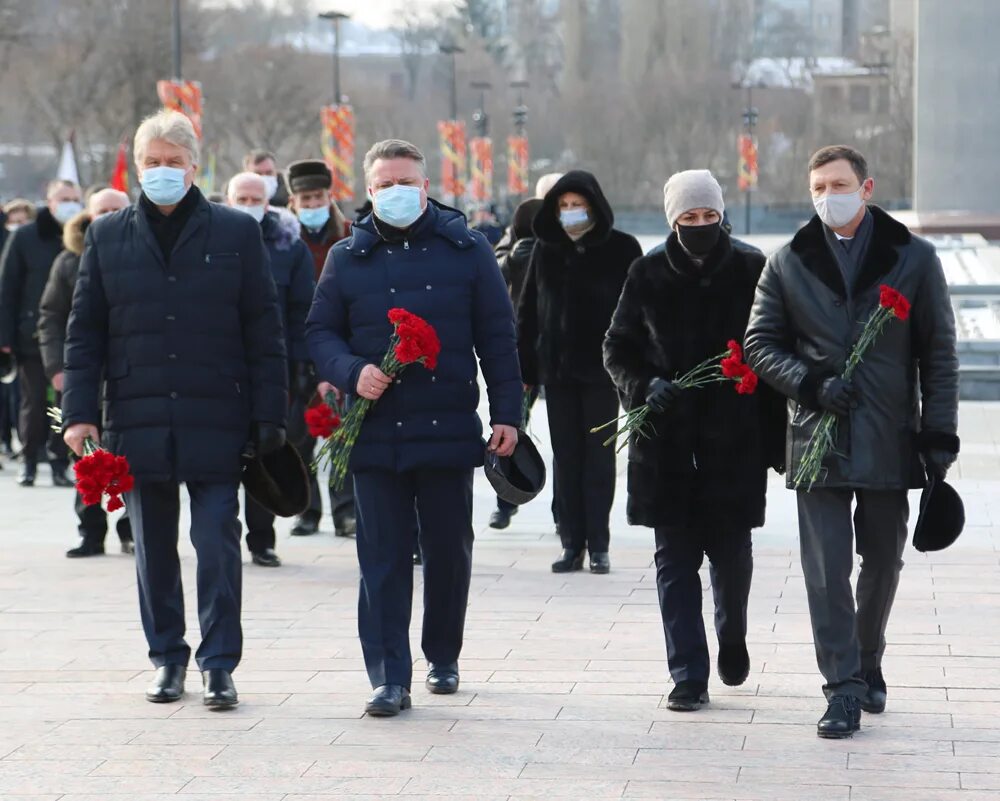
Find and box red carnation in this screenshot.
[721,355,745,379]
[726,339,743,363]
[73,443,134,510]
[735,369,758,395]
[305,403,339,439]
[879,284,911,321]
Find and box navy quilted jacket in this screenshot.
[62,188,288,482]
[305,201,522,472]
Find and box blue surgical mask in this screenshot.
[298,205,330,230]
[140,166,189,206]
[559,208,590,230]
[372,184,423,229]
[53,201,83,224]
[234,204,266,223]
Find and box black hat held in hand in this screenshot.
[242,441,312,518]
[484,432,547,506]
[912,470,965,553]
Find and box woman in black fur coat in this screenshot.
[603,170,785,711]
[516,171,642,574]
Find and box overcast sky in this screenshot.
[304,0,452,29]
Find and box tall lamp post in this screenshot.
[440,42,464,120]
[319,9,355,201]
[733,79,762,235]
[508,80,530,202]
[319,10,350,105]
[171,0,182,79]
[437,42,466,210]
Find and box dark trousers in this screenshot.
[298,433,355,526]
[244,492,276,552]
[354,468,474,690]
[17,356,67,468]
[796,488,909,699]
[545,382,619,553]
[654,525,753,684]
[77,490,132,544]
[128,480,243,672]
[0,378,17,448]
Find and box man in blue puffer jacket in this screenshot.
[306,139,522,717]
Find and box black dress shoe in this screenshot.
[817,694,861,738]
[16,465,36,487]
[120,539,135,555]
[589,552,610,574]
[426,662,459,694]
[202,669,238,708]
[718,641,751,687]
[251,548,282,567]
[146,664,186,703]
[859,667,887,714]
[66,541,105,558]
[290,515,320,536]
[52,471,74,488]
[489,506,516,529]
[667,680,710,711]
[551,549,584,573]
[334,512,357,537]
[365,684,411,717]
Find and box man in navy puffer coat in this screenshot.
[63,111,288,709]
[306,139,522,717]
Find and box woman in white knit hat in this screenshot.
[603,169,786,711]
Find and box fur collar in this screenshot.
[62,211,90,256]
[789,205,911,299]
[36,207,63,242]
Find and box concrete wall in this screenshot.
[913,0,1000,213]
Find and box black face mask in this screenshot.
[676,221,722,256]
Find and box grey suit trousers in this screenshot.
[796,488,909,699]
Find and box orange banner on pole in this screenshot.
[438,120,466,202]
[469,137,493,204]
[321,104,355,202]
[157,80,203,140]
[110,140,129,193]
[507,135,529,196]
[738,134,758,191]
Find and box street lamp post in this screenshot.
[172,0,182,79]
[439,43,464,121]
[733,80,761,235]
[319,10,350,105]
[471,81,491,137]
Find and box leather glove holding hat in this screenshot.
[817,377,858,416]
[244,422,286,459]
[645,377,682,414]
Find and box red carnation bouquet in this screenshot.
[304,393,342,439]
[314,308,440,489]
[48,408,134,511]
[794,284,910,490]
[593,340,758,452]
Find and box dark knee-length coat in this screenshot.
[603,232,786,530]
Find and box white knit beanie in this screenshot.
[663,169,724,227]
[535,172,564,199]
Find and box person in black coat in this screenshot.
[62,111,288,709]
[37,189,134,558]
[489,196,545,531]
[306,139,521,717]
[227,172,316,568]
[0,199,35,459]
[603,170,785,712]
[0,180,83,487]
[516,170,642,574]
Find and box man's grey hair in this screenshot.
[226,171,267,201]
[45,179,80,199]
[134,109,200,167]
[363,139,426,182]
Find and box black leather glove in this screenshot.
[817,377,859,415]
[645,377,682,414]
[511,238,534,261]
[251,422,286,456]
[291,361,317,400]
[924,448,957,478]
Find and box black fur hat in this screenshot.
[242,441,311,518]
[912,471,965,553]
[484,432,547,506]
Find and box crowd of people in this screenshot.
[0,109,959,739]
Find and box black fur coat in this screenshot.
[516,171,643,386]
[603,231,786,529]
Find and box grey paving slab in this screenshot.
[1,399,998,797]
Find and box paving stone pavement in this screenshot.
[1,400,998,801]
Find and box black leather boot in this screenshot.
[426,662,459,695]
[859,668,887,714]
[589,552,610,574]
[667,680,710,711]
[17,459,36,487]
[551,549,585,573]
[365,684,411,716]
[717,641,751,687]
[145,665,186,703]
[202,669,238,708]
